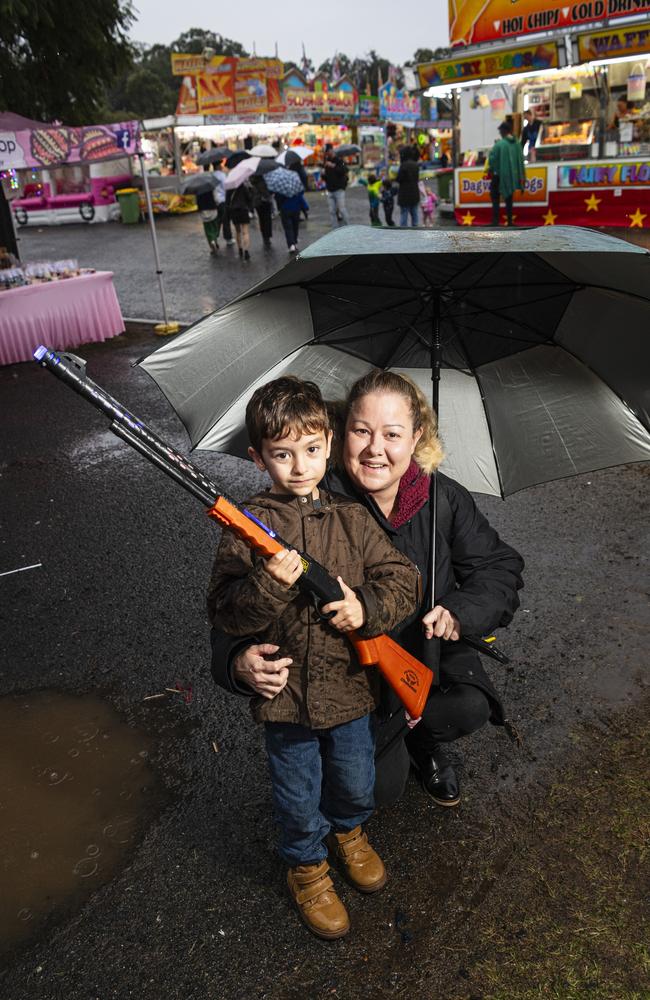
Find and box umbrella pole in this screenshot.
[138,152,179,337]
[424,291,442,681]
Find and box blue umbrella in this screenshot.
[264,167,304,198]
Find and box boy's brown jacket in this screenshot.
[207,489,419,729]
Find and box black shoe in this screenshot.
[238,247,243,258]
[409,745,460,807]
[244,249,250,260]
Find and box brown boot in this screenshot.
[287,860,350,940]
[328,826,387,894]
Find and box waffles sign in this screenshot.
[0,122,139,170]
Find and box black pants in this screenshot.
[280,210,300,248]
[217,202,232,241]
[383,202,394,226]
[374,683,491,807]
[490,176,513,226]
[256,201,273,242]
[369,202,380,225]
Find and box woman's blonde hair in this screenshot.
[341,370,444,473]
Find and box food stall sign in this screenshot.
[448,0,650,48]
[197,58,236,115]
[577,25,650,62]
[234,58,268,115]
[457,166,548,204]
[0,122,140,171]
[418,41,558,88]
[379,84,421,121]
[557,161,650,187]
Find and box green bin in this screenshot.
[116,187,141,224]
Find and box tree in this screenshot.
[0,0,135,123]
[412,47,450,65]
[170,28,248,57]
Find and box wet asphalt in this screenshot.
[1,193,649,999]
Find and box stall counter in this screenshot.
[454,158,650,228]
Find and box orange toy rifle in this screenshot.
[34,346,435,717]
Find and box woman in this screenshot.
[209,371,524,807]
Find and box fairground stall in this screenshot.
[417,5,650,227]
[0,117,138,227]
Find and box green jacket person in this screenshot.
[488,121,526,226]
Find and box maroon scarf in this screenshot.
[390,459,430,529]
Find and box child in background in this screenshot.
[366,174,382,226]
[419,181,438,228]
[207,377,417,940]
[380,177,396,226]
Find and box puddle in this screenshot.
[0,690,166,955]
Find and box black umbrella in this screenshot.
[225,150,251,169]
[197,147,230,166]
[180,173,220,196]
[256,158,281,175]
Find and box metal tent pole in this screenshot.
[138,152,179,336]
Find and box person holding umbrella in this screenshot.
[209,371,524,809]
[488,121,526,227]
[322,144,349,228]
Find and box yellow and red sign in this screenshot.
[448,0,650,48]
[578,25,650,62]
[234,58,268,114]
[197,58,236,115]
[457,166,548,205]
[418,42,558,88]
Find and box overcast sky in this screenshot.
[128,0,451,67]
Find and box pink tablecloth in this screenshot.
[0,271,125,365]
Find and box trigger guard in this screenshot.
[311,593,335,621]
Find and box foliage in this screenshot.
[0,0,135,123]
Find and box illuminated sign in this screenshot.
[558,161,650,187]
[448,0,650,48]
[457,166,548,204]
[418,42,558,88]
[578,25,650,62]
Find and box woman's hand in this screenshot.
[263,548,303,589]
[233,643,292,699]
[422,605,461,641]
[322,577,366,632]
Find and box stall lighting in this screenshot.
[588,54,650,69]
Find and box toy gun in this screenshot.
[35,347,443,716]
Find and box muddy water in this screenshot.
[0,690,165,953]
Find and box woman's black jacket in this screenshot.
[209,470,524,727]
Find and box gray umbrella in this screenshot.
[196,147,230,166]
[180,173,219,195]
[140,225,650,620]
[140,225,650,495]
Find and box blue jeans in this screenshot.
[264,715,375,866]
[399,204,419,226]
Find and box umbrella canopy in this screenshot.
[264,167,304,198]
[140,225,650,498]
[224,157,258,190]
[335,143,361,157]
[250,143,277,158]
[224,156,281,190]
[276,147,314,166]
[225,150,250,169]
[197,147,230,166]
[180,173,220,195]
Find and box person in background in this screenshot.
[323,144,350,228]
[226,180,254,261]
[396,146,420,227]
[380,177,396,226]
[488,121,526,227]
[366,174,382,226]
[196,165,233,254]
[520,109,541,161]
[419,180,438,228]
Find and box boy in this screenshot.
[207,377,418,940]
